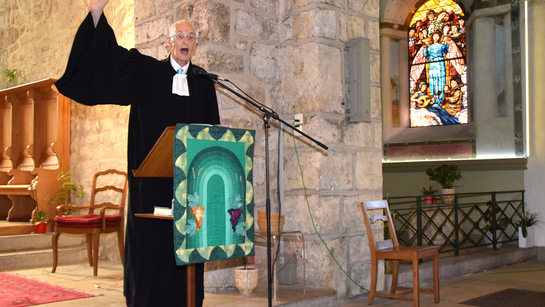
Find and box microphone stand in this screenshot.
[211,79,328,307]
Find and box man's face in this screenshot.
[451,80,459,88]
[168,21,198,67]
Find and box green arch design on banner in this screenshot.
[185,144,246,249]
[173,124,256,266]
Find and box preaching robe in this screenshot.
[55,13,220,307]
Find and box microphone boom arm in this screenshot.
[212,79,329,151]
[211,78,328,307]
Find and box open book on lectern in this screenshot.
[169,123,256,266]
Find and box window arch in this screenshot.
[408,0,468,127]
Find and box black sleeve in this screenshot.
[206,79,221,125]
[55,13,149,106]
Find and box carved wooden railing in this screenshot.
[0,79,70,233]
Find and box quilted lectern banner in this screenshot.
[173,124,256,265]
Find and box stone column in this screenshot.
[398,39,410,128]
[381,36,392,138]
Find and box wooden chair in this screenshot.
[52,169,128,276]
[361,200,440,307]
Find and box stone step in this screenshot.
[0,233,89,271]
[384,242,538,291]
[0,233,86,252]
[0,246,89,271]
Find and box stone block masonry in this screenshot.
[1,0,383,300]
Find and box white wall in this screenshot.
[384,169,525,197]
[524,0,545,247]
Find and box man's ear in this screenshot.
[166,38,172,53]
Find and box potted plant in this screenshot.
[28,178,46,233]
[35,210,49,234]
[47,171,84,215]
[233,257,258,294]
[1,67,23,89]
[426,164,462,204]
[482,201,510,248]
[421,185,438,205]
[515,210,542,248]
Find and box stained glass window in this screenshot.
[409,0,468,127]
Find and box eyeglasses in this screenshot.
[169,34,199,42]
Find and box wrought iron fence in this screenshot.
[386,190,525,255]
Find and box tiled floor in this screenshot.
[338,259,545,307]
[7,262,125,307]
[5,258,545,306]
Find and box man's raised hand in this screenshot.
[89,0,109,27]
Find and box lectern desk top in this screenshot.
[132,126,176,178]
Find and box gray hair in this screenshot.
[169,20,194,36]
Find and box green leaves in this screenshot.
[421,185,438,195]
[235,221,247,237]
[521,226,528,238]
[229,194,243,209]
[185,219,197,237]
[1,67,23,85]
[47,171,84,216]
[187,193,199,208]
[515,210,542,238]
[35,210,48,225]
[426,164,462,189]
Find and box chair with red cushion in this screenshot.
[52,169,128,276]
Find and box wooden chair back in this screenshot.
[361,200,399,253]
[87,169,128,221]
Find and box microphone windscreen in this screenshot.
[189,66,206,78]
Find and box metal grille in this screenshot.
[387,191,524,255]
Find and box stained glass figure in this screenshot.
[409,0,468,127]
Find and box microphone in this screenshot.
[189,66,227,81]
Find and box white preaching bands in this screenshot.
[171,56,190,97]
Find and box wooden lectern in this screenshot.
[133,126,196,307]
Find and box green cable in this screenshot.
[292,125,543,292]
[292,125,369,292]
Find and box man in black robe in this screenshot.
[55,0,219,306]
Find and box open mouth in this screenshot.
[180,48,189,54]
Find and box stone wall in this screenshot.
[1,0,384,300]
[0,0,134,262]
[0,0,134,82]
